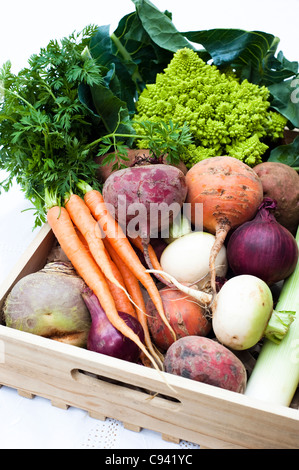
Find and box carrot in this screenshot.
[129,236,163,271]
[65,193,133,302]
[103,238,164,367]
[129,235,172,287]
[105,254,137,318]
[72,215,136,318]
[46,205,160,369]
[185,156,263,293]
[78,182,176,341]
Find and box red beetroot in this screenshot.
[96,148,188,183]
[146,287,211,351]
[102,164,187,283]
[164,336,247,393]
[103,164,187,238]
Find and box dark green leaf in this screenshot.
[268,134,299,168]
[268,77,299,127]
[90,25,138,111]
[182,29,298,87]
[89,83,134,137]
[184,29,273,66]
[132,0,193,52]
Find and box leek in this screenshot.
[245,225,299,407]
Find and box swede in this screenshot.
[3,262,91,347]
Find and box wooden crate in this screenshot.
[0,223,298,449]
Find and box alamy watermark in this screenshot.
[94,198,203,239]
[290,77,299,104]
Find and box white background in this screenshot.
[1,0,299,73]
[0,0,298,449]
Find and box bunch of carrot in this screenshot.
[46,184,175,370]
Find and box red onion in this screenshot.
[82,290,145,363]
[227,198,298,285]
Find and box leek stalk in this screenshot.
[245,226,299,407]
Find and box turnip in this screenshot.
[146,270,294,350]
[212,275,274,350]
[164,336,247,393]
[3,262,91,347]
[160,231,228,289]
[186,156,263,293]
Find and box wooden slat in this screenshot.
[0,224,298,449]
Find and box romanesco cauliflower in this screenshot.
[133,48,287,167]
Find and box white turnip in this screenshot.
[160,231,228,288]
[212,275,274,350]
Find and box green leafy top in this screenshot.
[0,17,192,228]
[0,25,105,227]
[0,0,298,231]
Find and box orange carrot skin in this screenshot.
[83,190,159,286]
[46,206,149,357]
[130,236,163,271]
[104,238,164,367]
[83,189,175,340]
[65,194,123,289]
[106,258,137,318]
[104,238,147,322]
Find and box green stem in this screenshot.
[110,32,144,87]
[4,87,36,111]
[40,82,62,108]
[44,187,61,211]
[264,309,295,344]
[110,32,133,62]
[77,179,93,194]
[86,132,145,150]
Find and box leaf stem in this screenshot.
[110,32,143,87]
[86,132,144,150]
[4,87,36,111]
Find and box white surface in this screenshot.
[0,0,298,449]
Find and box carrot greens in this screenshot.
[1,0,298,230]
[0,26,104,227]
